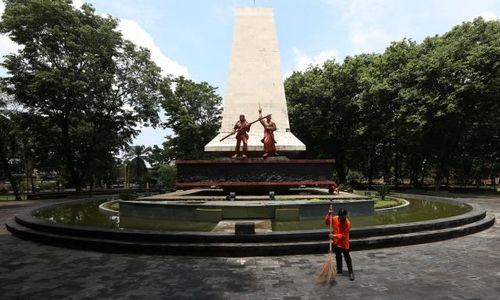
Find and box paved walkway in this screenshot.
[1,194,499,299]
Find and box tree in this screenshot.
[285,66,330,158]
[148,145,171,166]
[284,17,500,189]
[125,145,152,185]
[365,39,420,187]
[0,0,164,192]
[408,18,500,189]
[341,53,383,186]
[150,164,176,191]
[161,76,222,160]
[0,94,22,199]
[285,58,366,183]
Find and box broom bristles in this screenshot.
[316,251,337,284]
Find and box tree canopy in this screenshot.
[0,0,164,191]
[285,17,500,188]
[161,76,222,160]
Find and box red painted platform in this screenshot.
[175,159,336,191]
[176,180,336,188]
[176,159,336,164]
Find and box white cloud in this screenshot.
[0,3,20,67]
[292,47,338,71]
[323,0,398,54]
[0,32,19,54]
[325,0,500,53]
[284,47,338,78]
[117,19,190,78]
[479,11,497,21]
[351,28,393,54]
[71,1,190,78]
[71,0,85,10]
[0,2,189,79]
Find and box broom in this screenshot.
[316,202,337,284]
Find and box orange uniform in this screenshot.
[325,214,350,249]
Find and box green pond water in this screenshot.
[32,198,470,232]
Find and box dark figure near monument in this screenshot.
[328,182,340,194]
[258,108,277,158]
[325,208,355,280]
[232,114,250,159]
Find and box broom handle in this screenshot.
[329,203,333,253]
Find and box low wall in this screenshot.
[119,198,374,222]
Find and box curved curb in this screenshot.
[5,197,496,256]
[98,200,119,216]
[5,214,495,256]
[9,201,483,242]
[374,198,410,214]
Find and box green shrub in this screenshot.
[0,183,8,193]
[346,170,364,186]
[119,191,137,200]
[38,181,57,192]
[157,165,177,190]
[341,183,353,193]
[374,185,392,200]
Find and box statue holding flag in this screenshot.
[258,108,277,158]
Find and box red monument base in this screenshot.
[176,158,336,192]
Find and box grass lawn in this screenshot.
[373,196,405,209]
[100,200,119,211]
[108,201,119,210]
[353,190,405,209]
[0,194,28,201]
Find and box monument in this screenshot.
[204,7,305,155]
[177,7,335,191]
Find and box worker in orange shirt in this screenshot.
[325,208,355,280]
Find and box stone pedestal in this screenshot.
[176,159,336,191]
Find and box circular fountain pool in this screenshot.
[31,197,470,232]
[7,192,494,256]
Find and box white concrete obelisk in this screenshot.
[204,7,306,153]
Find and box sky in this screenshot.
[0,0,499,148]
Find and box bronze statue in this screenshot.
[258,108,277,158]
[231,114,250,159]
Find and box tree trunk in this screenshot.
[0,149,21,200]
[90,174,95,192]
[409,157,419,187]
[136,158,141,185]
[435,161,449,191]
[394,151,400,188]
[336,158,347,184]
[435,151,451,191]
[30,174,35,193]
[60,119,82,192]
[434,176,442,191]
[368,155,374,188]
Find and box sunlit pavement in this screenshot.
[1,194,499,300]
